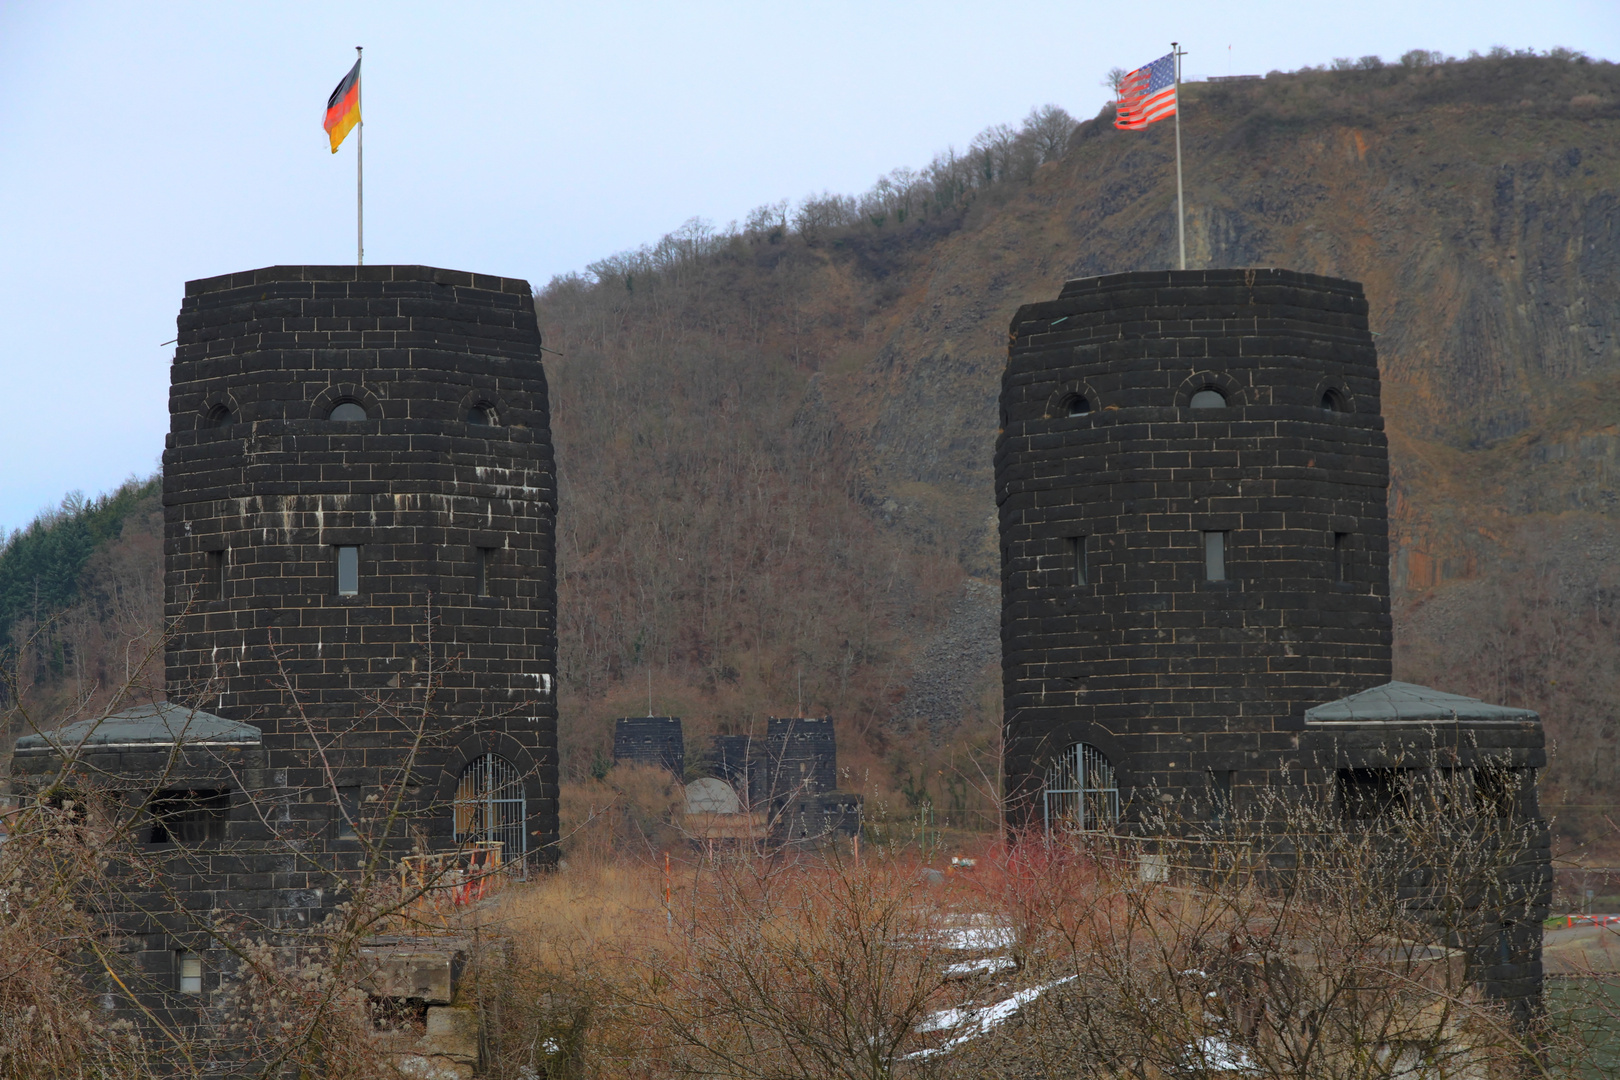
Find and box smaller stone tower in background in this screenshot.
[613,716,686,777]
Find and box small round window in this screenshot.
[328,401,367,422]
[1189,388,1227,409]
[205,404,236,429]
[1321,388,1348,413]
[1064,394,1090,417]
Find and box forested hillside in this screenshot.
[0,478,163,757]
[6,50,1617,844]
[538,49,1620,839]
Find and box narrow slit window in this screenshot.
[1204,531,1227,582]
[335,786,360,840]
[335,546,360,596]
[476,547,493,597]
[177,952,203,994]
[1208,769,1234,823]
[1333,532,1349,582]
[205,548,226,602]
[1066,536,1088,587]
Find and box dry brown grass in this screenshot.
[469,789,1571,1080]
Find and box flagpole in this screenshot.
[1173,41,1185,270]
[356,46,364,266]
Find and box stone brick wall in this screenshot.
[997,269,1391,824]
[756,716,839,803]
[162,265,557,867]
[997,267,1549,1014]
[613,717,686,777]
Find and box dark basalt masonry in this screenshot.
[998,268,1391,808]
[14,266,558,1027]
[163,264,559,870]
[613,716,687,777]
[997,268,1549,1010]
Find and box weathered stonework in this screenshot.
[613,716,686,777]
[997,268,1549,1012]
[162,264,558,868]
[998,268,1391,814]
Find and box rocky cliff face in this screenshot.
[815,57,1619,597]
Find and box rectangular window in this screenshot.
[1208,768,1234,823]
[1203,531,1227,581]
[205,548,226,601]
[1338,768,1409,820]
[148,790,230,844]
[335,545,360,596]
[475,547,494,597]
[1065,536,1088,587]
[1333,532,1350,582]
[336,786,361,840]
[177,952,203,994]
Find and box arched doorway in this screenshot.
[454,753,527,860]
[1043,742,1119,836]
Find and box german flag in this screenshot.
[324,58,361,153]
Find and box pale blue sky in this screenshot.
[2,0,1616,534]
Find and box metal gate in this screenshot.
[454,753,527,860]
[1043,742,1119,836]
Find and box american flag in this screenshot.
[1114,52,1178,129]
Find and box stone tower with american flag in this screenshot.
[997,267,1550,1015]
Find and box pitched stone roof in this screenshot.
[14,702,261,752]
[1304,681,1539,725]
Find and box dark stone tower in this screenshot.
[613,716,686,777]
[997,269,1390,820]
[996,267,1549,1014]
[162,265,557,866]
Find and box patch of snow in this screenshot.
[937,925,1016,950]
[934,914,1016,951]
[1186,1035,1256,1073]
[909,976,1077,1057]
[943,955,1017,978]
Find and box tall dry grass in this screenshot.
[473,776,1571,1080]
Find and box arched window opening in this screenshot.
[465,404,494,425]
[205,404,236,429]
[1189,388,1227,409]
[454,753,526,860]
[1044,743,1119,835]
[1320,388,1347,413]
[1064,394,1090,417]
[328,400,368,422]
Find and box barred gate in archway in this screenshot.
[1043,742,1119,836]
[454,753,527,860]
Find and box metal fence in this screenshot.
[454,753,527,860]
[1043,742,1120,836]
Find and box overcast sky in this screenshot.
[1,1,1616,535]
